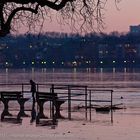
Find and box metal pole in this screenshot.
[36,84,39,118]
[68,85,71,120]
[89,90,92,121]
[51,84,56,124]
[85,86,88,120]
[111,90,113,123]
[50,86,52,118]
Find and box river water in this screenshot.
[0,68,140,108]
[1,67,140,140]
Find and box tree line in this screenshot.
[0,31,140,68]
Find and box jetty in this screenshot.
[0,83,114,125]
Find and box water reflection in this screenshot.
[2,68,140,87]
[30,99,36,124]
[1,107,23,124]
[0,101,58,128]
[1,117,22,124]
[0,102,113,128]
[1,67,140,127]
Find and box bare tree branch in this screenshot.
[0,0,120,37]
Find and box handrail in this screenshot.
[0,83,114,122]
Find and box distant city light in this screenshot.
[72,61,77,64]
[29,45,32,48]
[23,61,26,64]
[2,31,140,68]
[85,61,91,64]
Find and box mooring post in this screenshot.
[68,85,71,120]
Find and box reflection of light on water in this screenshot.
[124,68,127,73]
[73,68,77,82]
[1,68,140,107]
[86,68,91,82]
[100,68,103,81]
[5,68,8,84]
[73,68,77,73]
[6,68,8,73]
[22,68,26,73]
[86,68,91,73]
[21,68,27,81]
[31,68,35,80]
[41,68,47,82]
[100,68,103,73]
[43,68,46,72]
[113,68,116,79]
[52,68,55,83]
[113,68,116,73]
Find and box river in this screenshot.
[0,68,140,108]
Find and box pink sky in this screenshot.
[20,0,140,34]
[46,0,140,33]
[104,0,140,33]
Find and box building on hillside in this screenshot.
[130,25,140,34]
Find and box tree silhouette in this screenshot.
[0,0,119,37]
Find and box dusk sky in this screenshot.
[19,0,140,34]
[42,0,140,34]
[104,0,140,33]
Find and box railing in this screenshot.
[0,83,113,122]
[87,89,113,122]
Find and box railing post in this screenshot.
[68,85,71,120]
[85,86,88,120]
[51,84,56,124]
[50,86,52,118]
[89,90,92,121]
[111,90,113,123]
[111,90,113,109]
[36,84,39,114]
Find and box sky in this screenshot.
[19,0,140,34]
[44,0,140,34]
[104,0,140,33]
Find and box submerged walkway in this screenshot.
[0,83,113,126]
